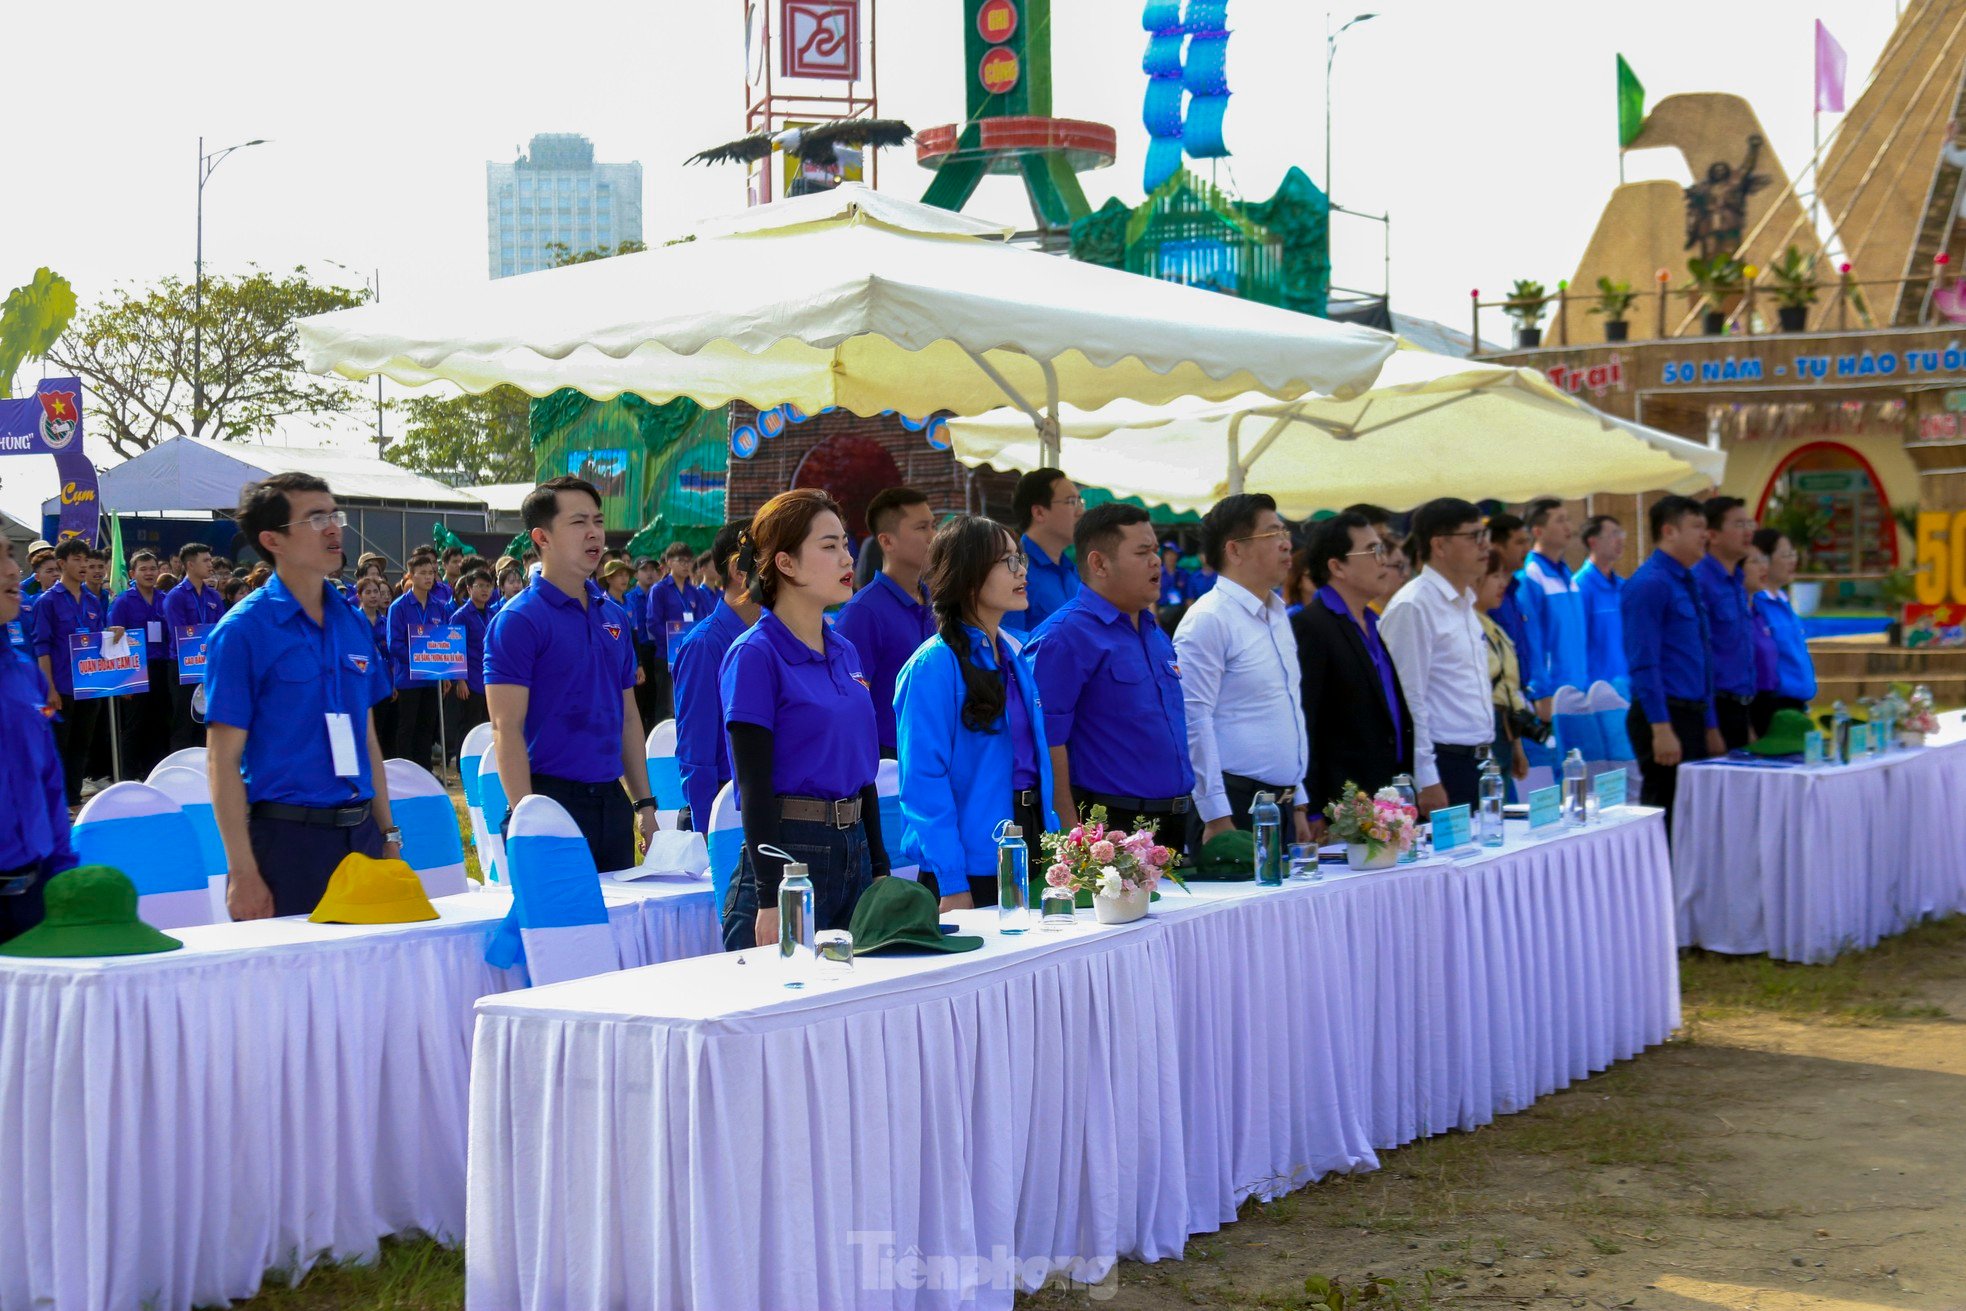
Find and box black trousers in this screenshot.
[1434,746,1484,811]
[372,693,400,762]
[526,773,635,875]
[1071,788,1189,851]
[1750,692,1808,739]
[455,688,489,744]
[51,696,103,806]
[1629,700,1715,831]
[634,645,662,729]
[960,791,1046,908]
[0,858,63,945]
[170,676,207,751]
[1184,772,1298,861]
[645,657,675,727]
[122,662,176,781]
[393,685,441,769]
[1716,694,1754,751]
[440,682,464,765]
[246,812,385,917]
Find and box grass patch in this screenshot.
[223,1237,463,1311]
[1680,914,1966,1023]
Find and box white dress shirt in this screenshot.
[1378,565,1494,790]
[1172,576,1310,820]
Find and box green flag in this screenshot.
[1617,55,1645,148]
[109,515,125,593]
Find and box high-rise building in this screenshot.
[486,134,644,279]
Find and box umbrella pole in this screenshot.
[961,349,1062,467]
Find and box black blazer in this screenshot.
[1292,595,1415,810]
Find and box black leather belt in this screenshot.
[1717,692,1755,707]
[1433,742,1486,758]
[780,795,863,828]
[1013,788,1041,811]
[250,800,371,828]
[0,863,38,896]
[1666,697,1710,712]
[1077,791,1193,815]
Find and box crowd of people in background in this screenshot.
[0,461,1820,951]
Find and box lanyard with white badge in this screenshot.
[319,606,363,780]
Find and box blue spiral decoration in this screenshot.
[1140,0,1233,191]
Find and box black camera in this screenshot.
[1507,706,1555,746]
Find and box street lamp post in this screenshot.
[1324,12,1377,209]
[194,136,267,437]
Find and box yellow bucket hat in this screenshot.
[308,853,439,925]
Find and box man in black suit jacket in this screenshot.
[1292,511,1415,829]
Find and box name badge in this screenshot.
[1431,804,1472,851]
[1803,730,1824,765]
[1592,769,1628,811]
[146,621,164,646]
[1527,785,1562,830]
[326,712,361,778]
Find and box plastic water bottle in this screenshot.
[1389,773,1419,864]
[1478,753,1506,847]
[995,821,1030,933]
[1252,791,1283,886]
[1831,700,1851,764]
[1562,749,1589,826]
[777,856,814,984]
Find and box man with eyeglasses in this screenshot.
[1292,511,1413,815]
[1174,493,1314,847]
[1379,498,1496,812]
[1002,467,1081,636]
[204,474,404,919]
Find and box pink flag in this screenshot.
[1815,19,1847,113]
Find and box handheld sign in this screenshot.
[1430,804,1472,852]
[1527,784,1562,830]
[71,630,149,700]
[408,625,468,681]
[1592,769,1628,811]
[176,624,214,684]
[1803,730,1824,766]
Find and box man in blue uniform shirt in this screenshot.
[1621,495,1723,825]
[386,553,452,768]
[450,566,497,743]
[107,549,175,779]
[1002,467,1081,635]
[205,473,405,918]
[669,521,759,830]
[1027,503,1195,845]
[1515,497,1589,714]
[1485,510,1531,652]
[32,538,106,806]
[0,537,78,944]
[1695,495,1759,749]
[162,542,224,749]
[642,541,701,723]
[625,557,660,728]
[1156,542,1190,610]
[1575,514,1630,695]
[486,476,659,872]
[833,486,936,757]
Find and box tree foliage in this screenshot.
[0,267,78,399]
[46,266,369,458]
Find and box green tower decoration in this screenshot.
[916,0,1117,231]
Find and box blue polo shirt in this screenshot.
[832,571,935,752]
[1754,589,1817,702]
[1025,588,1195,800]
[1575,560,1628,691]
[107,586,171,663]
[720,608,878,801]
[6,598,30,659]
[693,583,720,620]
[1621,550,1716,729]
[485,577,638,785]
[161,580,224,660]
[30,582,105,699]
[1188,567,1219,599]
[204,573,395,807]
[624,584,651,650]
[386,589,456,689]
[671,598,753,825]
[1157,566,1190,609]
[1002,535,1079,636]
[450,597,496,694]
[1694,554,1756,698]
[361,607,389,663]
[430,579,455,611]
[0,648,74,875]
[645,577,701,659]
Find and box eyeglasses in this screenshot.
[283,510,348,533]
[1441,528,1491,544]
[1345,542,1389,560]
[1230,529,1291,545]
[999,552,1030,576]
[1048,496,1083,511]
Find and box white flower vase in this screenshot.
[1900,730,1927,748]
[1093,886,1151,924]
[1346,843,1399,872]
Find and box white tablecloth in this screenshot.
[1673,714,1966,962]
[0,878,718,1311]
[467,810,1678,1310]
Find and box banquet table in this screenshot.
[0,876,719,1311]
[467,808,1678,1311]
[1672,712,1966,963]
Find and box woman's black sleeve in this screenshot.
[859,782,889,880]
[726,722,786,900]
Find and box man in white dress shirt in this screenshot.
[1379,497,1496,814]
[1174,493,1316,848]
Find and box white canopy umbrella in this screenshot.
[946,346,1726,515]
[298,187,1396,461]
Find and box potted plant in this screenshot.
[1589,276,1637,341]
[1762,495,1834,613]
[1768,245,1817,332]
[1505,278,1549,348]
[1322,782,1420,871]
[1687,255,1745,334]
[1040,805,1183,923]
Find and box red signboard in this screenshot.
[978,0,1019,43]
[979,46,1020,95]
[782,0,860,81]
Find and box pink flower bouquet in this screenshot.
[1039,805,1186,906]
[1322,782,1419,861]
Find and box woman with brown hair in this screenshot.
[1475,547,1532,783]
[717,489,888,952]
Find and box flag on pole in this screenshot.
[1815,19,1847,113]
[1617,55,1646,148]
[109,514,125,593]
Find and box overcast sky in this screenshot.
[0,0,1902,527]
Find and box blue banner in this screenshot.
[176,624,214,685]
[409,625,468,680]
[70,630,149,700]
[0,378,99,546]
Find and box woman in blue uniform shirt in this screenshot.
[719,489,889,952]
[894,515,1058,911]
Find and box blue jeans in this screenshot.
[721,816,874,953]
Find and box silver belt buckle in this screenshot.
[833,797,855,828]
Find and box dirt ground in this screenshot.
[1023,921,1966,1311]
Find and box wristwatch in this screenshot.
[382,827,404,845]
[632,797,660,813]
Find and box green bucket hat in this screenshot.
[0,866,184,958]
[850,877,984,955]
[1749,708,1817,757]
[1191,829,1255,880]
